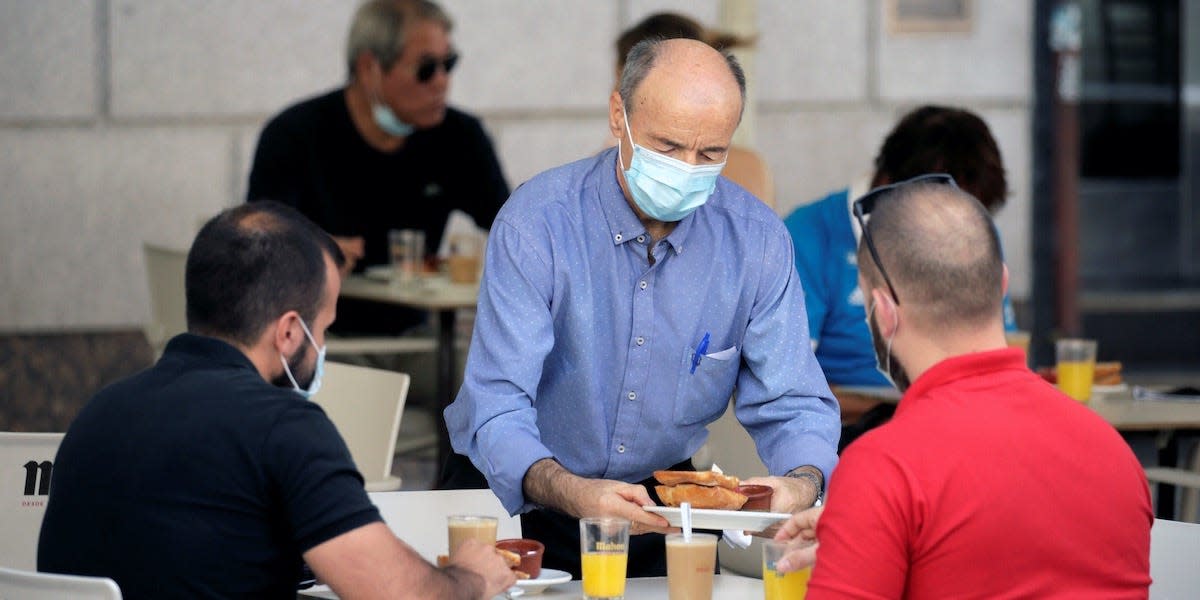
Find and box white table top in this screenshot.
[340,274,479,311]
[1088,387,1200,431]
[299,574,762,599]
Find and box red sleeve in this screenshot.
[806,439,917,599]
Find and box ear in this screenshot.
[271,311,305,357]
[1001,264,1010,297]
[608,90,625,142]
[870,287,899,337]
[353,51,380,83]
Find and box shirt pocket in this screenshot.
[672,344,741,426]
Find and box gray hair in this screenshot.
[346,0,453,79]
[618,38,746,117]
[858,182,1004,328]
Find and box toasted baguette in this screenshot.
[1037,361,1123,385]
[653,470,740,490]
[495,547,521,568]
[656,483,748,510]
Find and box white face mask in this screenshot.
[619,107,725,222]
[866,298,909,392]
[370,62,414,137]
[280,317,326,399]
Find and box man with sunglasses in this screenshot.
[247,0,508,336]
[444,38,839,578]
[782,106,1018,450]
[770,178,1152,598]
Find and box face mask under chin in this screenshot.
[867,300,912,393]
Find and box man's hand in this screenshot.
[447,538,517,599]
[771,505,824,573]
[523,459,673,535]
[333,235,366,275]
[743,466,823,514]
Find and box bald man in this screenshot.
[443,38,839,577]
[773,178,1152,597]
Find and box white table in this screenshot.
[299,574,763,599]
[339,275,480,471]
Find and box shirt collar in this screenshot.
[597,147,698,255]
[161,332,260,373]
[896,347,1029,415]
[847,173,873,245]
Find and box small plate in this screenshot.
[494,586,524,599]
[514,568,571,595]
[1092,383,1129,394]
[643,506,790,532]
[364,265,395,281]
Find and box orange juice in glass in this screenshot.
[579,517,629,599]
[1056,339,1098,402]
[763,539,810,599]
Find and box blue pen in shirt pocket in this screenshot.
[690,332,710,374]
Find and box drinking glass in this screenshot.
[579,517,629,600]
[762,539,810,600]
[388,229,424,287]
[1056,338,1098,402]
[666,532,717,600]
[446,515,497,555]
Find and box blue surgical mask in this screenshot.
[865,299,909,392]
[372,103,414,138]
[619,107,725,222]
[280,317,326,399]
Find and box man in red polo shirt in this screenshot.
[773,177,1152,598]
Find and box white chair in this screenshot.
[690,400,771,578]
[142,243,189,356]
[367,490,521,563]
[1150,518,1200,599]
[313,362,410,492]
[0,566,121,599]
[0,432,65,571]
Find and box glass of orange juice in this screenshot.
[762,539,811,600]
[1056,338,1098,402]
[579,517,629,599]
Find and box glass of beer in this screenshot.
[579,517,629,600]
[447,515,497,555]
[1056,338,1098,402]
[762,539,810,600]
[666,533,717,600]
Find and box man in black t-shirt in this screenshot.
[38,202,515,599]
[247,0,509,335]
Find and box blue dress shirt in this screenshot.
[445,148,840,514]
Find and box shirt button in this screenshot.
[635,336,644,346]
[639,281,647,290]
[637,235,645,243]
[627,391,637,400]
[617,444,626,453]
[614,233,623,242]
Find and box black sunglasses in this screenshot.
[415,52,459,83]
[851,173,958,306]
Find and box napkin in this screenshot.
[437,210,488,259]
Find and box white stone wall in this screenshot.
[0,0,1033,331]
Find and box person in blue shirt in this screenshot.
[782,105,1015,450]
[444,38,839,578]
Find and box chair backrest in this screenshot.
[368,490,522,563]
[1150,518,1200,598]
[0,566,121,599]
[142,243,188,353]
[0,432,65,571]
[312,362,410,489]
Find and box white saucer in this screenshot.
[514,568,571,594]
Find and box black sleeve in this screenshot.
[246,115,305,209]
[264,402,382,553]
[461,118,510,231]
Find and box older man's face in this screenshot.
[378,19,453,129]
[611,46,742,171]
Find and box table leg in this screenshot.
[1157,430,1179,519]
[436,309,456,478]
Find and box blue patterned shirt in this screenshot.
[445,148,839,514]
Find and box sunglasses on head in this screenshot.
[851,173,958,306]
[415,52,459,83]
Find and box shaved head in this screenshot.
[858,183,1004,330]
